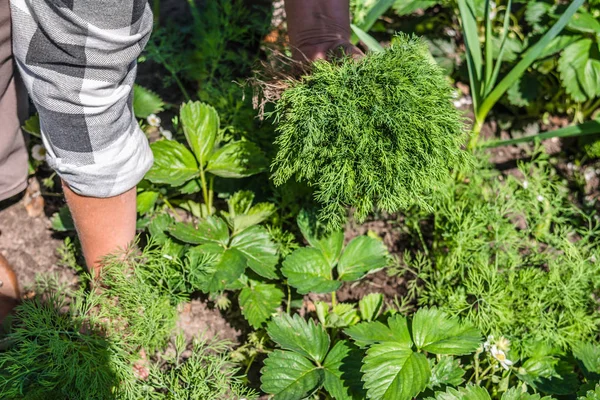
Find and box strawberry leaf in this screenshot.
[261,350,324,400]
[239,282,284,328]
[267,313,330,363]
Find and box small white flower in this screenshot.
[537,195,544,202]
[31,144,47,161]
[567,162,574,171]
[483,335,494,351]
[490,1,497,19]
[496,336,511,352]
[446,28,457,37]
[490,345,513,370]
[160,128,173,140]
[147,114,161,127]
[585,168,596,182]
[522,180,529,189]
[591,255,597,263]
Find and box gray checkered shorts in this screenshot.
[10,0,154,197]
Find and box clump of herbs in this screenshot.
[0,247,178,399]
[398,148,600,352]
[271,34,470,229]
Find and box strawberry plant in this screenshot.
[281,210,390,299]
[260,308,482,400]
[145,101,268,217]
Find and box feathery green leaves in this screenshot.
[272,34,469,229]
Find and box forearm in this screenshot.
[63,183,137,273]
[284,0,354,61]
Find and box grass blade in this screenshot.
[351,24,385,53]
[480,119,600,148]
[457,0,483,113]
[486,0,513,96]
[477,0,585,122]
[484,0,493,98]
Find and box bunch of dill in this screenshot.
[271,34,470,229]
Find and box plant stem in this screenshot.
[152,0,160,26]
[198,168,209,218]
[163,198,182,222]
[286,284,292,315]
[208,175,214,216]
[331,291,337,307]
[244,353,257,376]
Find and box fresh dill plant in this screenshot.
[142,335,258,400]
[271,34,470,229]
[0,246,178,399]
[399,148,600,352]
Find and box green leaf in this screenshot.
[147,213,174,244]
[22,114,41,136]
[133,84,164,118]
[206,141,267,178]
[239,282,284,328]
[267,313,331,364]
[230,226,278,279]
[362,344,430,400]
[222,191,276,234]
[261,350,324,400]
[429,356,465,389]
[324,303,361,328]
[169,216,229,246]
[358,293,384,322]
[281,248,341,294]
[350,24,385,53]
[579,385,600,400]
[337,236,388,281]
[355,0,395,32]
[50,206,75,232]
[478,0,586,122]
[146,140,199,186]
[431,385,491,400]
[567,10,600,34]
[196,244,246,293]
[481,119,600,148]
[323,340,366,400]
[501,388,545,400]
[136,190,159,215]
[179,101,219,165]
[393,1,433,16]
[344,315,412,349]
[412,308,482,355]
[297,209,344,266]
[457,0,483,111]
[558,38,600,102]
[573,342,600,380]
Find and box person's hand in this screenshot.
[284,0,364,62]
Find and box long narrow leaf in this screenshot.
[484,0,493,98]
[358,0,396,32]
[457,0,483,112]
[486,0,513,96]
[350,0,396,44]
[351,24,385,53]
[480,120,600,148]
[477,0,585,122]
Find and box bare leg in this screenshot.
[63,182,137,274]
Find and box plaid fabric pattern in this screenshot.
[10,0,154,197]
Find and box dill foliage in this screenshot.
[399,149,600,352]
[272,34,470,229]
[0,249,177,400]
